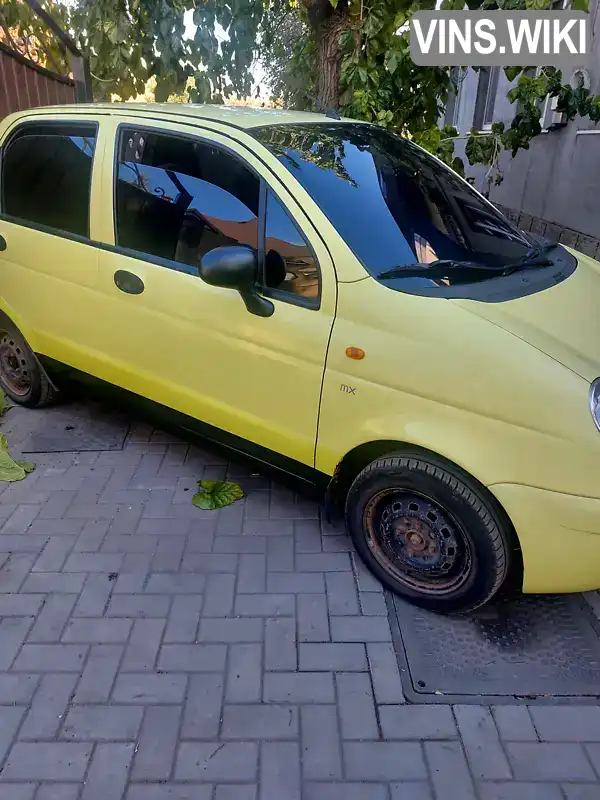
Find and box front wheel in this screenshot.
[345,452,510,614]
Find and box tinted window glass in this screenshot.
[2,126,96,237]
[264,191,320,301]
[116,130,260,272]
[252,123,535,278]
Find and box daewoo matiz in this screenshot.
[0,103,599,613]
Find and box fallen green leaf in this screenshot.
[199,480,220,492]
[0,389,10,416]
[192,479,244,510]
[16,460,36,474]
[0,434,31,482]
[192,491,216,510]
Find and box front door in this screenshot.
[91,118,336,467]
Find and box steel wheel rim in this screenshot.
[0,332,31,397]
[363,488,472,596]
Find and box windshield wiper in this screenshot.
[376,244,559,281]
[499,243,557,275]
[376,260,501,280]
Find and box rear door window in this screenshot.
[1,123,96,238]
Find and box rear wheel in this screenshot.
[0,321,58,408]
[345,452,510,613]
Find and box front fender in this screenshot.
[318,398,600,500]
[317,279,600,499]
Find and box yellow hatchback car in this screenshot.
[0,103,599,613]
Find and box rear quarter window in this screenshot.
[1,123,96,238]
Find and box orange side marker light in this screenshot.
[345,347,365,360]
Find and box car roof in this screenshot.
[24,102,355,130]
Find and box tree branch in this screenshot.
[36,36,63,74]
[22,0,82,56]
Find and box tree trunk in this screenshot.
[314,13,348,109]
[303,0,352,110]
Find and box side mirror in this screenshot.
[199,246,274,318]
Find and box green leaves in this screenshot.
[0,390,10,417]
[376,109,394,126]
[451,157,466,177]
[465,131,493,166]
[504,67,523,83]
[154,76,176,103]
[386,51,399,75]
[0,434,35,483]
[192,480,244,511]
[339,29,356,53]
[0,390,33,482]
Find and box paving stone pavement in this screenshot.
[0,403,599,800]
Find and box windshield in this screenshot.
[251,122,537,280]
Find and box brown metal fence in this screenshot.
[0,41,76,120]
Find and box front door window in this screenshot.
[115,129,260,274]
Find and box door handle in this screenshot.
[0,235,6,252]
[114,270,144,295]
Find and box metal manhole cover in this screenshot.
[22,402,130,453]
[388,593,600,704]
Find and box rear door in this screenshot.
[0,115,106,366]
[90,116,337,467]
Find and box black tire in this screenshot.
[0,319,58,408]
[345,452,510,614]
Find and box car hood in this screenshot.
[456,248,600,382]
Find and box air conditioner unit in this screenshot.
[547,95,568,131]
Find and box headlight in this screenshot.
[590,378,600,432]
